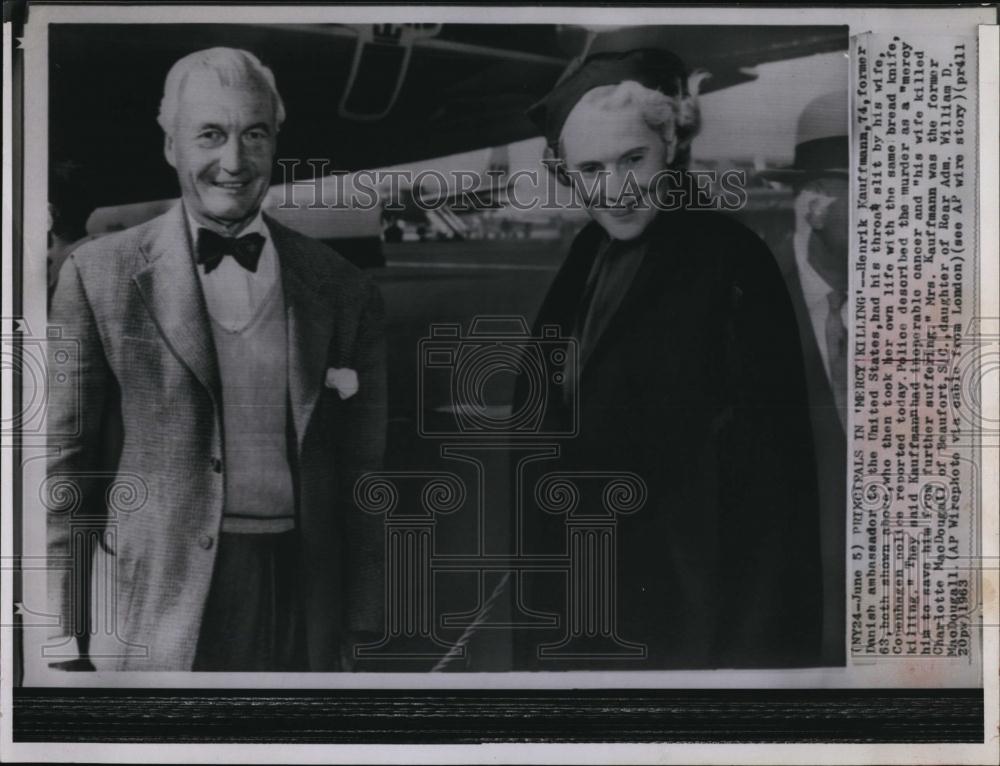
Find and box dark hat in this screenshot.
[528,48,690,147]
[758,91,848,181]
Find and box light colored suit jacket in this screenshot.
[47,203,387,671]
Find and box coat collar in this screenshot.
[133,203,221,407]
[544,212,686,377]
[267,212,350,451]
[132,203,352,452]
[770,231,840,418]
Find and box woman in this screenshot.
[513,49,824,669]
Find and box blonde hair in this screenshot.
[157,47,285,133]
[553,73,707,174]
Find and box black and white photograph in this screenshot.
[37,17,855,675]
[2,2,996,762]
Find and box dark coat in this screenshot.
[47,204,387,670]
[771,233,847,666]
[513,209,824,669]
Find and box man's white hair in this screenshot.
[555,73,707,172]
[157,47,286,134]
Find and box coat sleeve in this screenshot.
[46,254,114,653]
[337,279,389,635]
[712,229,824,667]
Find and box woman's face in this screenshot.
[560,99,669,241]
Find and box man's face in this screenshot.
[799,175,849,291]
[164,70,277,229]
[561,100,668,242]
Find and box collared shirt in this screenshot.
[792,225,848,384]
[187,209,280,332]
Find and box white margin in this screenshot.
[2,5,998,765]
[0,14,16,762]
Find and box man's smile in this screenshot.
[209,179,253,191]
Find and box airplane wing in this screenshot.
[49,22,846,208]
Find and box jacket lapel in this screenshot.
[774,233,843,431]
[535,222,605,335]
[267,215,352,452]
[578,214,681,377]
[132,203,221,407]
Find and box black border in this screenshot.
[12,688,986,743]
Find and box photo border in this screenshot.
[2,2,997,762]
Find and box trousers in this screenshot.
[192,531,307,671]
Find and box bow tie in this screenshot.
[196,228,266,274]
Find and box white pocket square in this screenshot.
[325,367,359,400]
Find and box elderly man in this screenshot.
[47,47,387,671]
[514,49,824,669]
